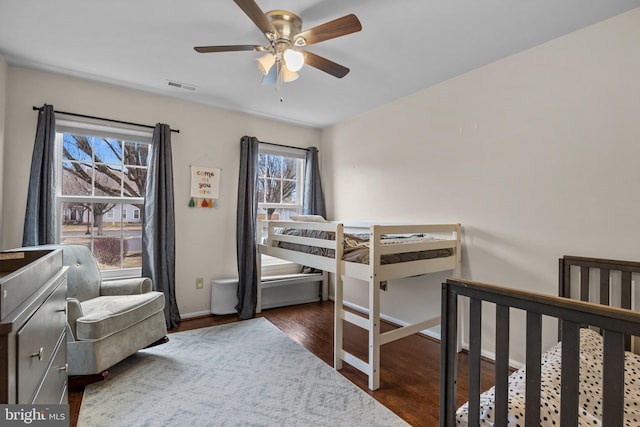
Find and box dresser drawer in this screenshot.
[16,280,66,403]
[33,333,67,404]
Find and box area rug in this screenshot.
[78,318,408,426]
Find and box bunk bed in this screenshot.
[440,256,640,426]
[258,218,462,390]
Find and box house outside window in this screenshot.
[55,119,151,277]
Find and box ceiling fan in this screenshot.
[194,0,362,85]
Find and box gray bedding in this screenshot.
[275,228,453,265]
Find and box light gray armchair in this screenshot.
[33,244,168,380]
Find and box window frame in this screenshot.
[54,119,152,279]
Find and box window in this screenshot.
[55,120,152,275]
[257,144,307,271]
[257,144,306,221]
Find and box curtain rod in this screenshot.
[260,141,313,152]
[32,106,180,134]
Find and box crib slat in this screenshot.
[559,258,570,299]
[468,298,482,426]
[622,271,632,350]
[494,304,510,426]
[602,330,624,427]
[525,312,542,427]
[599,269,610,306]
[560,321,579,427]
[622,271,632,309]
[580,266,589,302]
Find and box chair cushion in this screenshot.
[18,244,103,301]
[76,292,165,341]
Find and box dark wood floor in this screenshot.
[69,300,495,427]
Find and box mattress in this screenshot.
[455,328,640,426]
[342,233,453,264]
[274,229,453,265]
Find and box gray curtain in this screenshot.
[235,136,260,319]
[23,104,57,246]
[303,146,326,217]
[142,123,181,329]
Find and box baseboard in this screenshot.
[180,310,213,319]
[184,301,443,343]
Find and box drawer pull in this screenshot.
[57,364,68,372]
[56,307,66,314]
[31,347,44,361]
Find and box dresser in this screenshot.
[0,249,68,404]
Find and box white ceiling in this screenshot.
[0,1,638,128]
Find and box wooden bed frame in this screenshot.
[258,220,462,390]
[440,256,640,426]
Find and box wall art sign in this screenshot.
[189,165,220,208]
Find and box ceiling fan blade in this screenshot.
[233,0,279,41]
[194,45,264,53]
[302,51,350,78]
[294,14,362,46]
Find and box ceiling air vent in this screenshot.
[167,80,198,92]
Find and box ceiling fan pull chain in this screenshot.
[276,60,282,92]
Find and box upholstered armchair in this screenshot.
[30,244,168,380]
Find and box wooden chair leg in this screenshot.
[145,336,169,348]
[68,370,109,389]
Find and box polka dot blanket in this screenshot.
[456,328,640,426]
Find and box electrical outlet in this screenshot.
[196,277,204,289]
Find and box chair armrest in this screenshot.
[100,277,153,295]
[66,298,83,340]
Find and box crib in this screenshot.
[440,256,640,426]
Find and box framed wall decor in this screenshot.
[189,165,220,208]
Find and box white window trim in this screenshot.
[258,143,307,159]
[101,267,143,280]
[56,119,153,143]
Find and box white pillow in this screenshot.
[290,215,327,223]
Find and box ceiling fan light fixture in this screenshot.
[281,66,299,82]
[283,48,304,72]
[261,62,278,85]
[256,53,276,75]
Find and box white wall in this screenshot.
[322,8,640,363]
[2,67,321,317]
[0,55,7,239]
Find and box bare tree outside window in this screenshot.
[257,153,299,219]
[59,132,149,270]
